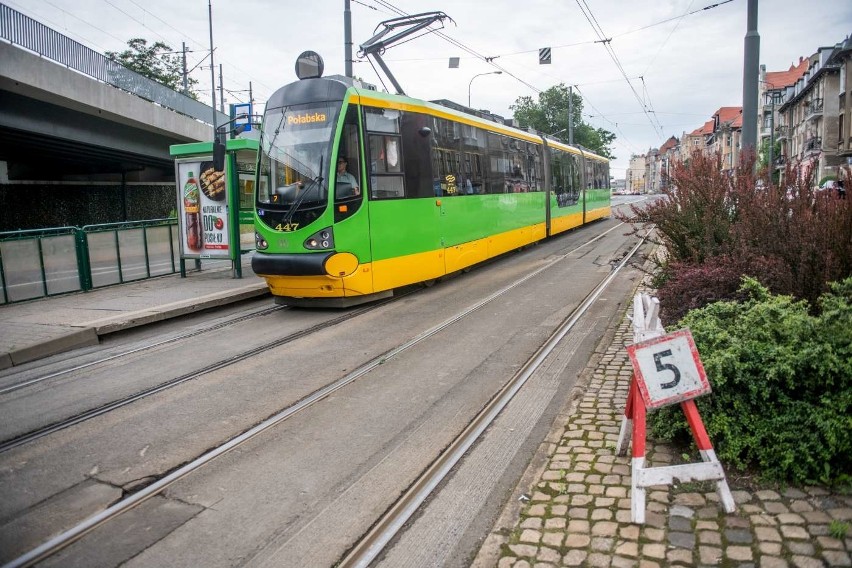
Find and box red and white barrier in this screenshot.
[616,293,736,524]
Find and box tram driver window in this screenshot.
[334,106,364,221]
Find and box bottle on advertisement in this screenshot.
[184,170,203,251]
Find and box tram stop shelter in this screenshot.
[169,138,258,278]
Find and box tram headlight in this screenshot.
[304,227,335,250]
[255,232,269,250]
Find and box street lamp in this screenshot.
[468,71,502,108]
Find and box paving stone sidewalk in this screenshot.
[493,306,852,568]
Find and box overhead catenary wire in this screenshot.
[361,0,657,158]
[573,0,664,139]
[357,0,734,66]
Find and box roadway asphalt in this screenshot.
[1,257,850,566]
[0,256,268,370]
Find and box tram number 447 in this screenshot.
[626,329,711,409]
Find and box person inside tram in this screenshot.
[336,156,360,198]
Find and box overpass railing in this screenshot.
[0,3,228,127]
[0,219,181,305]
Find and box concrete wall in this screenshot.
[0,183,175,232]
[0,42,212,144]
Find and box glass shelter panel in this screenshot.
[87,232,121,288]
[42,234,81,295]
[1,240,45,302]
[118,228,147,282]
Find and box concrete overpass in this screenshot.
[0,6,228,182]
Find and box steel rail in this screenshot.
[0,300,389,453]
[338,232,647,568]
[3,222,629,568]
[0,305,285,396]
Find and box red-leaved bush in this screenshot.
[619,150,852,325]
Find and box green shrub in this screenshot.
[649,277,852,486]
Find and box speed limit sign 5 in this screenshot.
[626,328,711,409]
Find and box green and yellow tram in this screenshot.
[251,65,610,306]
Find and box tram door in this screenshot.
[363,106,443,290]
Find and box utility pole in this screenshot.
[344,0,353,77]
[182,42,188,95]
[219,63,225,113]
[207,0,217,135]
[568,86,575,145]
[741,0,760,153]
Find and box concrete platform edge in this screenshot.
[85,284,270,335]
[0,284,270,368]
[8,327,100,367]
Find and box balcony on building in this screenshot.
[775,125,789,141]
[773,155,786,170]
[805,98,824,122]
[804,135,822,154]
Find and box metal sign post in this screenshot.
[616,294,736,524]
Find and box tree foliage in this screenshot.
[510,83,616,159]
[106,38,198,98]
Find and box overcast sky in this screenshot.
[9,0,852,177]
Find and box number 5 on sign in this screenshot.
[626,329,711,409]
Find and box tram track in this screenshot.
[3,221,637,568]
[0,298,398,454]
[338,231,646,567]
[0,305,286,396]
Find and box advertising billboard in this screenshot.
[175,158,231,259]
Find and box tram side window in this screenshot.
[568,153,580,194]
[364,107,405,200]
[430,117,460,196]
[506,139,529,193]
[458,122,487,195]
[368,134,404,199]
[527,142,544,192]
[584,158,594,190]
[550,148,565,201]
[400,111,434,198]
[551,149,580,208]
[595,161,610,189]
[486,131,509,194]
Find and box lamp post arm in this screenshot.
[467,71,502,108]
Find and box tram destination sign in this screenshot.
[626,328,711,409]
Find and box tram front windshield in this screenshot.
[257,102,340,209]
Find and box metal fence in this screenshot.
[0,3,228,126]
[0,219,180,304]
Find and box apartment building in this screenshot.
[776,39,846,184]
[626,154,646,193]
[680,119,713,164]
[670,36,851,186]
[828,36,852,167]
[759,58,809,171]
[707,107,744,173]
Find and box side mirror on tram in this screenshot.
[418,127,432,138]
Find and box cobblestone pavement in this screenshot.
[494,308,852,568]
